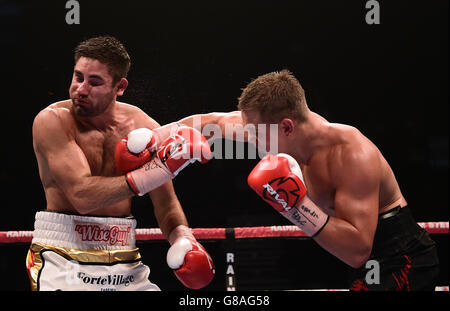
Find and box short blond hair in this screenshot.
[237,70,308,123]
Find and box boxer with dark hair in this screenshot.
[28,35,214,291]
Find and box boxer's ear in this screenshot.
[116,78,128,96]
[279,118,294,137]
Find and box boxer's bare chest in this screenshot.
[300,154,336,215]
[74,126,130,176]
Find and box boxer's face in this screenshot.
[69,57,126,117]
[242,110,289,154]
[241,110,262,146]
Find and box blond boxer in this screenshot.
[177,70,439,291]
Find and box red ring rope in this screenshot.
[0,221,447,243]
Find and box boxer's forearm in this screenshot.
[156,204,190,244]
[68,175,134,214]
[177,111,245,141]
[151,190,190,243]
[313,217,372,269]
[178,112,225,132]
[284,196,372,268]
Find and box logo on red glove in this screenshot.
[159,134,187,163]
[262,176,301,212]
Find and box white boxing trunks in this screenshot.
[26,211,160,291]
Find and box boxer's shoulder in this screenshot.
[116,101,160,130]
[328,123,377,156]
[326,124,381,182]
[35,100,72,119]
[33,100,77,142]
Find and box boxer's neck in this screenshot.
[73,99,119,131]
[291,112,330,165]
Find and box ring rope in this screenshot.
[0,221,447,243]
[286,286,449,291]
[0,222,447,291]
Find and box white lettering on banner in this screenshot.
[7,231,33,238]
[226,265,235,275]
[270,226,302,232]
[429,222,448,229]
[227,253,234,263]
[74,223,131,246]
[136,228,162,235]
[226,252,236,291]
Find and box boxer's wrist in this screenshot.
[282,195,329,237]
[125,173,140,196]
[152,122,182,147]
[126,157,174,196]
[168,224,195,245]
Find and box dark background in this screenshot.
[0,0,448,290]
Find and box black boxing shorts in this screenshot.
[349,206,440,291]
[26,211,160,291]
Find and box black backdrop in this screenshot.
[0,0,448,291]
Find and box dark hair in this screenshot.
[237,69,308,123]
[74,36,131,85]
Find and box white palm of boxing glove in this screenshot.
[125,126,211,196]
[166,236,215,289]
[115,128,157,173]
[115,123,189,173]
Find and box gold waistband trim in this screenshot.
[30,242,141,264]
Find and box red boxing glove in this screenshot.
[248,153,307,212]
[115,128,157,173]
[156,126,211,175]
[248,153,329,237]
[166,237,215,289]
[126,126,212,196]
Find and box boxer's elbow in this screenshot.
[348,244,372,269]
[349,254,371,269]
[67,187,97,215]
[69,196,95,215]
[74,206,94,215]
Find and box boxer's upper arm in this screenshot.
[32,109,92,195]
[130,106,161,130]
[332,145,380,249]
